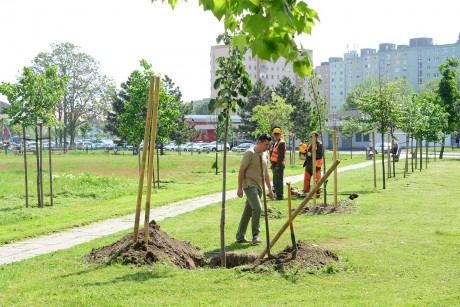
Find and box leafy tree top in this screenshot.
[0,66,68,127]
[154,0,319,77]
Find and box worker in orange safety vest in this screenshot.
[269,126,286,200]
[303,131,323,195]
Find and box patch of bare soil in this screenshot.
[209,241,338,272]
[87,222,338,273]
[298,198,357,215]
[86,220,206,269]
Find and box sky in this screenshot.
[1,0,459,103]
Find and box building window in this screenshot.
[418,70,422,77]
[355,133,362,142]
[418,78,422,84]
[363,134,370,142]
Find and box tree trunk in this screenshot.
[39,123,44,207]
[404,133,409,178]
[35,126,42,208]
[381,133,386,189]
[23,126,29,208]
[220,115,229,268]
[48,127,54,207]
[425,141,428,169]
[156,146,160,189]
[439,138,445,159]
[419,137,422,172]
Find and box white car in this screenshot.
[164,143,176,151]
[201,141,230,152]
[193,143,210,152]
[374,142,392,154]
[232,142,254,152]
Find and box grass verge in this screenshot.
[0,157,459,305]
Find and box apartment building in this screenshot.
[315,35,460,149]
[210,45,312,98]
[315,34,460,113]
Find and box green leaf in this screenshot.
[293,57,312,78]
[242,14,269,37]
[211,0,226,21]
[251,38,271,60]
[232,34,248,52]
[213,78,221,90]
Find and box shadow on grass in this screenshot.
[203,242,257,259]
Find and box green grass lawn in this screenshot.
[0,150,366,244]
[0,152,459,305]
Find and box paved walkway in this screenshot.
[0,159,395,266]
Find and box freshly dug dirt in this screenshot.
[210,241,338,271]
[297,198,357,215]
[87,221,338,272]
[86,220,206,269]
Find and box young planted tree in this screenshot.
[436,58,460,159]
[154,0,319,78]
[0,66,68,207]
[209,34,253,267]
[118,60,182,188]
[337,116,362,159]
[251,92,294,136]
[354,77,405,189]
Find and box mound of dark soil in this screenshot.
[210,241,338,272]
[87,221,338,273]
[298,199,357,215]
[87,220,205,269]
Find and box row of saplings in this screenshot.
[88,77,345,272]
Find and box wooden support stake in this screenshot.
[257,159,341,261]
[259,154,271,257]
[372,131,377,188]
[144,76,161,242]
[133,76,155,243]
[333,130,338,208]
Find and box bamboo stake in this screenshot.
[257,159,340,260]
[23,126,29,208]
[333,130,338,208]
[144,76,161,242]
[286,182,297,259]
[48,126,53,207]
[404,133,409,178]
[133,76,155,243]
[259,154,271,257]
[387,132,391,178]
[372,131,377,188]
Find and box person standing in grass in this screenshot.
[269,126,286,200]
[236,133,274,244]
[303,131,323,196]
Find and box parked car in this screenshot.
[177,143,191,151]
[193,143,209,152]
[185,142,204,152]
[232,142,254,152]
[201,141,230,152]
[164,142,176,151]
[374,142,392,154]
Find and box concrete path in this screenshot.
[0,159,388,266]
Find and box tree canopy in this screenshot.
[0,66,68,127]
[154,0,319,77]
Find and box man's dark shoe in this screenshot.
[276,196,284,200]
[252,236,262,244]
[236,237,251,243]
